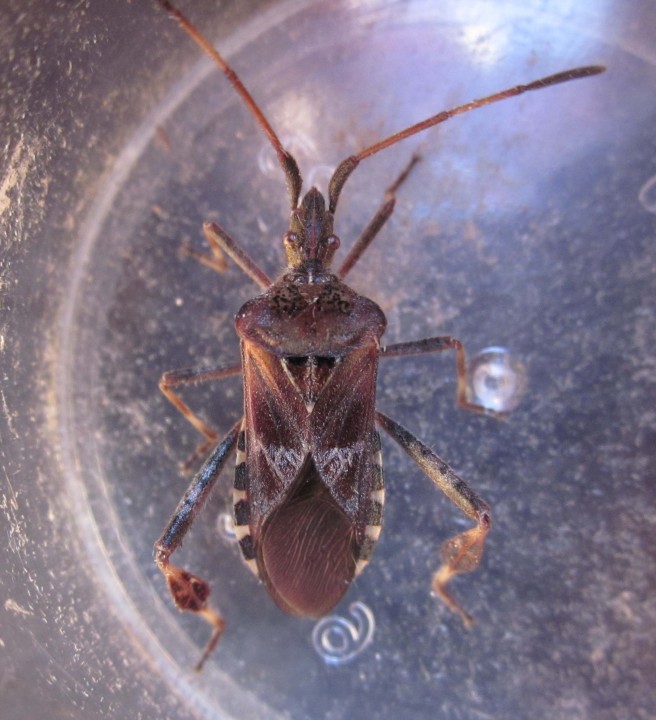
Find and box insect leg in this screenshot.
[203,221,272,289]
[180,238,228,274]
[380,336,504,419]
[375,410,490,627]
[154,418,241,671]
[160,362,242,469]
[337,154,421,279]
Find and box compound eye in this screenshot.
[326,235,340,251]
[283,232,299,248]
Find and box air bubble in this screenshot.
[311,601,375,666]
[257,133,317,179]
[469,346,526,413]
[638,174,656,214]
[216,512,237,543]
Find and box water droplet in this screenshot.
[216,512,237,544]
[257,133,317,180]
[469,346,526,413]
[638,174,656,214]
[311,601,375,665]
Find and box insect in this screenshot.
[152,0,604,670]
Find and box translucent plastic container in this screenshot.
[2,1,655,719]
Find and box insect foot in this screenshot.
[153,421,240,670]
[155,549,225,672]
[432,510,491,627]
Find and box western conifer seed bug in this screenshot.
[152,0,605,670]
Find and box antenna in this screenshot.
[157,0,303,209]
[327,65,605,213]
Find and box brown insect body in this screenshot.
[235,189,386,616]
[152,0,604,671]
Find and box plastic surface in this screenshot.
[1,1,655,719]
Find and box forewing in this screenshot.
[241,341,308,526]
[258,454,357,617]
[310,345,380,525]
